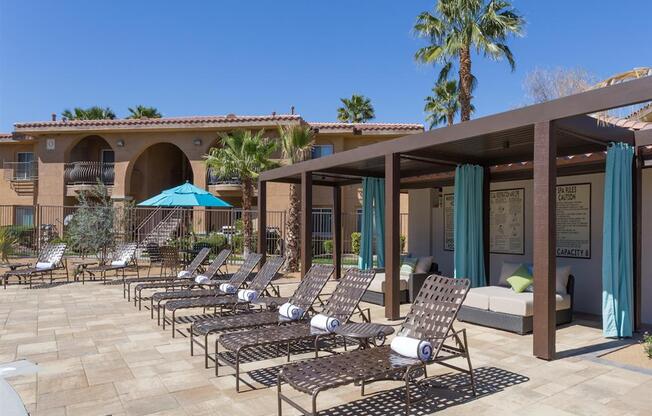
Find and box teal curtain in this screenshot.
[602,142,634,338]
[453,164,486,287]
[358,177,385,269]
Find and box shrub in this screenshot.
[198,233,228,253]
[323,240,333,254]
[400,235,406,253]
[67,182,115,259]
[644,332,652,359]
[351,232,361,255]
[0,227,18,262]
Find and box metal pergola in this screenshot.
[258,76,652,360]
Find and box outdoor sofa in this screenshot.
[361,255,439,305]
[457,261,574,334]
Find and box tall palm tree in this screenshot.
[277,124,314,272]
[337,94,375,123]
[127,105,162,119]
[62,106,116,120]
[204,130,277,256]
[414,0,524,121]
[424,79,460,128]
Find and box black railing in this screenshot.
[64,162,114,185]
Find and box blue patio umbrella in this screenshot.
[137,181,232,207]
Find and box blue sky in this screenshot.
[1,0,650,132]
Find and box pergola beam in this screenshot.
[300,172,312,278]
[257,180,267,263]
[332,186,342,280]
[384,153,401,320]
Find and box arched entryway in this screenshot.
[64,135,115,205]
[128,143,193,203]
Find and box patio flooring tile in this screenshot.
[1,268,651,415]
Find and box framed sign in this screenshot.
[46,138,55,151]
[489,188,525,255]
[556,183,591,259]
[443,193,454,251]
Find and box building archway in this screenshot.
[128,142,193,203]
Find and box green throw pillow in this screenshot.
[506,265,533,293]
[400,257,418,274]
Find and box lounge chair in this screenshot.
[190,264,335,369]
[123,247,212,301]
[161,255,285,336]
[277,274,475,416]
[3,243,68,289]
[160,253,263,336]
[132,248,230,310]
[216,267,376,391]
[83,242,138,284]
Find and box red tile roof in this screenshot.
[307,122,424,132]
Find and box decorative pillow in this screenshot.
[506,265,533,293]
[36,262,54,270]
[556,265,572,294]
[400,257,418,277]
[415,256,433,273]
[498,262,523,286]
[111,260,127,267]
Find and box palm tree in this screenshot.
[337,94,375,123]
[61,106,116,120]
[424,80,460,128]
[204,130,277,256]
[277,124,314,272]
[127,105,162,119]
[414,0,524,121]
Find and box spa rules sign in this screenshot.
[489,188,525,255]
[556,183,591,259]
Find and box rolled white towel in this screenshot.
[219,283,236,294]
[390,336,433,361]
[278,302,303,321]
[111,260,127,267]
[237,289,258,302]
[35,262,53,270]
[310,314,340,333]
[177,270,191,279]
[195,275,210,284]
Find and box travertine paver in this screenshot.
[0,268,651,416]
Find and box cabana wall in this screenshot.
[409,168,652,325]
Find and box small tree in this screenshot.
[67,182,115,259]
[523,67,595,104]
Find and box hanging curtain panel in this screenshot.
[357,177,386,270]
[602,142,634,338]
[453,164,486,287]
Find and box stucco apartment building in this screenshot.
[0,114,422,233]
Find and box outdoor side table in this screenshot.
[71,261,99,284]
[334,322,395,350]
[1,263,31,289]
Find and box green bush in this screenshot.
[197,233,228,253]
[323,240,333,254]
[644,332,652,359]
[351,232,361,255]
[1,225,34,247]
[400,235,406,253]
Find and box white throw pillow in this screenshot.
[36,262,53,270]
[111,260,126,267]
[556,265,572,294]
[177,270,191,279]
[498,262,523,287]
[415,256,433,273]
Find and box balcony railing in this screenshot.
[3,161,37,181]
[64,161,114,185]
[207,168,241,186]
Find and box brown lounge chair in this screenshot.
[190,264,335,369]
[160,253,263,335]
[216,267,376,391]
[83,242,139,284]
[132,248,231,309]
[277,274,475,416]
[3,243,68,289]
[161,255,285,335]
[124,247,212,301]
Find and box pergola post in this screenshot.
[332,185,342,279]
[483,166,491,285]
[301,172,313,278]
[384,153,401,320]
[633,148,642,331]
[533,121,557,360]
[257,180,267,263]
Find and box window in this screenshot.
[15,152,34,180]
[15,206,34,226]
[312,208,332,236]
[311,144,334,159]
[101,149,115,164]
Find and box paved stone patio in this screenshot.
[1,271,651,415]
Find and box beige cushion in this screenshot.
[556,265,572,295]
[463,286,513,310]
[415,256,433,273]
[498,262,524,287]
[367,273,409,293]
[488,287,571,317]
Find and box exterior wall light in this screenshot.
[193,138,203,146]
[116,139,125,147]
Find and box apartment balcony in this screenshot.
[207,169,243,195]
[64,161,114,196]
[3,161,37,195]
